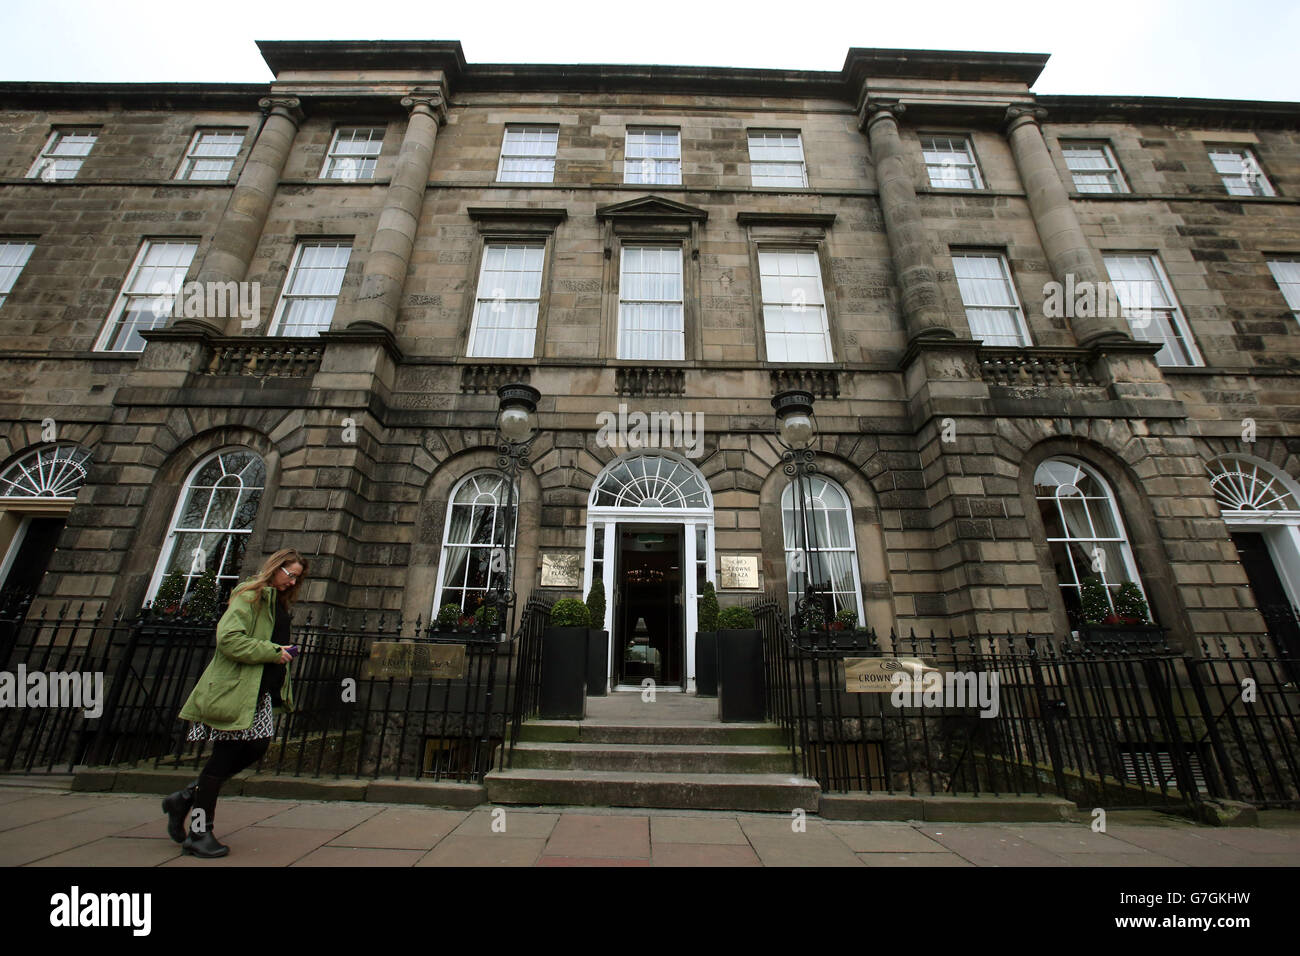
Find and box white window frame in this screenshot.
[624,128,681,186]
[0,241,36,310]
[617,244,684,360]
[1208,146,1274,197]
[748,130,808,188]
[781,476,866,626]
[321,126,385,181]
[267,240,352,337]
[1060,141,1127,194]
[1266,259,1300,325]
[758,247,833,363]
[145,447,267,605]
[27,128,98,181]
[466,241,546,358]
[920,135,983,189]
[1103,253,1203,367]
[1035,457,1148,622]
[175,128,244,181]
[432,471,520,618]
[951,251,1032,347]
[93,239,199,353]
[496,125,559,183]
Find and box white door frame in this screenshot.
[1222,511,1300,611]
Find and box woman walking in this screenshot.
[162,548,307,858]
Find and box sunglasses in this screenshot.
[279,565,302,582]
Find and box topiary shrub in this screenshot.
[698,580,719,632]
[585,579,606,630]
[1114,582,1151,624]
[474,604,498,628]
[550,598,591,628]
[436,603,462,628]
[152,569,185,615]
[799,600,827,631]
[1079,576,1111,625]
[181,567,219,619]
[717,606,755,630]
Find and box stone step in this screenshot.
[485,767,821,812]
[516,721,787,747]
[509,741,793,774]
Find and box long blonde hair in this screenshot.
[231,548,309,612]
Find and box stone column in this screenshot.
[349,92,446,334]
[1003,106,1131,344]
[862,101,957,343]
[177,96,303,336]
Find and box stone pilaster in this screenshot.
[179,96,304,336]
[349,92,446,334]
[1003,106,1131,345]
[861,101,957,343]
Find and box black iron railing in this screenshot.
[751,594,1300,810]
[0,594,552,784]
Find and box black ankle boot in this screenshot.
[183,818,229,859]
[161,781,198,843]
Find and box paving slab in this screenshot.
[417,835,548,867]
[1103,826,1269,866]
[1189,828,1300,854]
[652,843,761,866]
[827,822,949,853]
[327,807,467,850]
[254,802,386,831]
[738,817,863,867]
[27,836,185,867]
[0,819,128,866]
[116,797,288,841]
[292,846,425,867]
[61,795,176,828]
[917,826,1072,866]
[544,813,650,859]
[1059,853,1188,867]
[0,794,110,831]
[536,856,652,866]
[1003,824,1141,856]
[161,827,350,867]
[450,808,559,840]
[650,815,749,845]
[858,852,975,867]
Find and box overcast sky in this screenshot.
[1,0,1297,102]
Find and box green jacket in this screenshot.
[179,584,295,731]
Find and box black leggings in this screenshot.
[191,739,269,831]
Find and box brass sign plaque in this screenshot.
[719,554,760,590]
[362,642,466,680]
[540,552,583,588]
[844,658,934,693]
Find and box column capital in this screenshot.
[1003,105,1048,132]
[859,99,906,131]
[402,91,448,126]
[257,96,304,126]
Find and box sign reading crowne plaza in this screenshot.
[0,38,1296,704]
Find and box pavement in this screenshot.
[2,779,1299,867]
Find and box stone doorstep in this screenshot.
[68,768,486,808]
[820,793,1078,823]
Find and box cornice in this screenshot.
[596,195,709,223]
[466,206,568,227]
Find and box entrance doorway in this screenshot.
[1232,531,1300,679]
[0,516,65,610]
[615,525,683,686]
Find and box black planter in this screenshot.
[586,629,609,696]
[1079,623,1166,646]
[540,627,588,719]
[694,632,718,697]
[717,628,764,722]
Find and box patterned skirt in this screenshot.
[187,692,276,742]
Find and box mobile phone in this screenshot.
[284,645,300,659]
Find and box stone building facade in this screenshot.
[1,42,1298,690]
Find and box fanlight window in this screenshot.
[152,449,266,603]
[434,472,518,616]
[1034,458,1146,620]
[1207,457,1299,513]
[0,445,91,499]
[780,477,863,622]
[591,455,710,509]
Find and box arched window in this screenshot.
[0,444,91,499]
[433,472,517,616]
[590,454,711,509]
[1206,456,1300,513]
[781,476,864,622]
[1034,457,1146,621]
[149,449,266,604]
